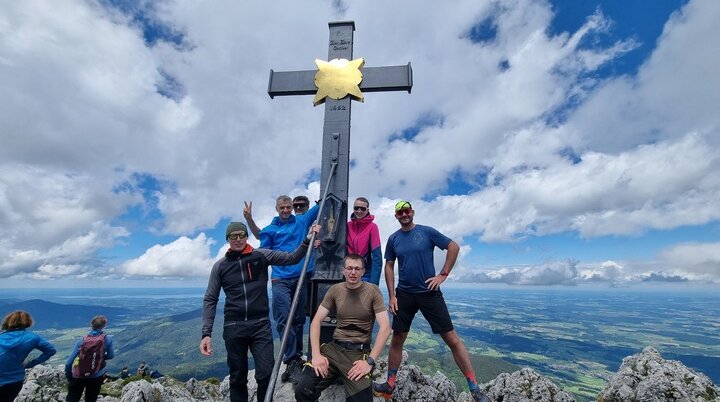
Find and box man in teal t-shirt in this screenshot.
[373,201,491,402]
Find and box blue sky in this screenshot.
[1,0,718,287]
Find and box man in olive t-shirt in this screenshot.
[295,254,391,402]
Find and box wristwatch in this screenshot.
[366,356,376,367]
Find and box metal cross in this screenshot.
[267,20,412,334]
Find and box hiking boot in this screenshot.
[372,381,395,400]
[281,358,304,383]
[289,359,305,385]
[471,388,492,402]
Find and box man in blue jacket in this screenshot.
[246,195,319,383]
[65,315,114,402]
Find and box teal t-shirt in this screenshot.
[385,225,451,293]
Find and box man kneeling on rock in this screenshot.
[295,254,391,402]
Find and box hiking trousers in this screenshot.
[223,318,274,402]
[66,375,104,402]
[0,381,23,402]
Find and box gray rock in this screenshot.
[598,346,720,402]
[121,379,155,402]
[15,347,720,402]
[375,359,457,402]
[152,377,196,401]
[15,364,66,402]
[186,378,223,400]
[482,367,576,402]
[219,375,230,402]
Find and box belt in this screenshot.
[333,340,370,351]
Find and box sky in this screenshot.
[1,0,718,288]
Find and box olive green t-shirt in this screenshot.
[320,281,386,344]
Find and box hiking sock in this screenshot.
[387,368,398,388]
[465,371,480,392]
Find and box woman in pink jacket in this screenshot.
[347,197,382,284]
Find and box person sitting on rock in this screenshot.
[136,361,149,377]
[295,253,391,402]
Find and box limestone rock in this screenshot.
[15,346,720,402]
[219,375,230,401]
[186,378,224,400]
[598,346,720,402]
[121,379,155,402]
[15,364,66,402]
[151,377,196,401]
[375,359,457,402]
[481,367,575,402]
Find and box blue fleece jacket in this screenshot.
[65,329,115,379]
[260,204,319,279]
[0,329,56,386]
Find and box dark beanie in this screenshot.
[226,222,248,238]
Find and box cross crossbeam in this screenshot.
[268,64,413,97]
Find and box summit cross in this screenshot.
[267,19,412,334]
[268,20,412,280]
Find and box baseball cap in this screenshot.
[394,200,412,212]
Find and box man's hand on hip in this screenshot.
[425,274,447,290]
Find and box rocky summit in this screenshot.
[598,346,719,402]
[14,347,720,402]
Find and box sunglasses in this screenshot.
[353,206,368,212]
[396,208,413,216]
[293,203,308,209]
[227,233,247,240]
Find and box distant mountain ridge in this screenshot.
[0,299,130,329]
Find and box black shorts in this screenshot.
[392,288,454,334]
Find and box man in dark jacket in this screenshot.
[200,221,317,402]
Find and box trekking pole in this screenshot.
[264,162,337,402]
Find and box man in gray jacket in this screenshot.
[200,222,317,402]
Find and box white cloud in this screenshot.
[461,260,579,286]
[458,240,720,286]
[659,242,720,281]
[118,233,216,277]
[578,261,625,283]
[1,0,718,282]
[0,165,130,278]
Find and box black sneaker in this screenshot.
[281,358,304,383]
[280,360,295,383]
[372,381,395,400]
[471,388,491,402]
[289,359,305,385]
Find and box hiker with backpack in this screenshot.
[1,310,57,402]
[65,315,115,402]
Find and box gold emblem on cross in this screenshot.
[313,58,365,106]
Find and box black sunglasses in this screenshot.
[353,206,368,212]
